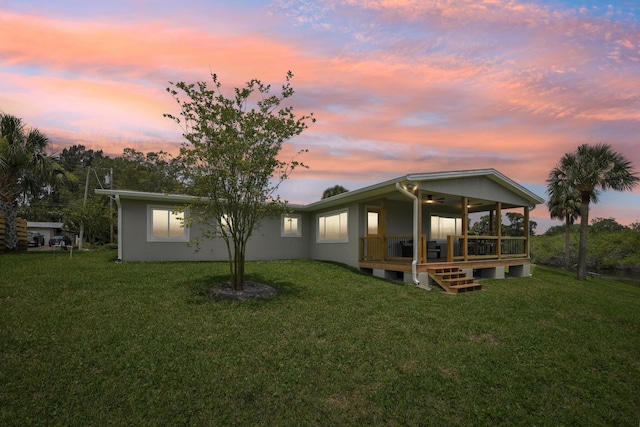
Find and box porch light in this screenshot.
[403,183,417,192]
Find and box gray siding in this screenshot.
[308,201,361,268]
[421,176,533,206]
[120,199,311,262]
[107,170,543,265]
[385,200,413,235]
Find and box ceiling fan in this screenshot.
[424,194,445,204]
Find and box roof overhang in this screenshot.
[95,169,544,212]
[95,189,205,204]
[301,169,544,211]
[407,169,544,206]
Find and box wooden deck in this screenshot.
[359,233,532,293]
[359,257,532,273]
[359,258,532,293]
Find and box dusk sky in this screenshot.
[1,0,639,232]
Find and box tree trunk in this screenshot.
[577,193,590,280]
[229,240,247,291]
[563,213,571,270]
[0,199,18,250]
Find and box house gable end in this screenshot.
[419,175,537,207]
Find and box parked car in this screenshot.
[27,231,45,247]
[49,235,71,248]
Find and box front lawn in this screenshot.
[1,251,639,426]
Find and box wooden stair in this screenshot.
[427,267,482,294]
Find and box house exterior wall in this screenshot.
[421,176,533,206]
[102,169,544,266]
[27,222,64,246]
[30,227,53,245]
[308,201,361,268]
[119,198,311,262]
[385,200,413,235]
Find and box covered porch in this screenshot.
[357,172,540,290]
[359,193,532,263]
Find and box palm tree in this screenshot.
[0,113,64,250]
[546,172,581,270]
[551,143,639,279]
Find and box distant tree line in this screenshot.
[17,142,187,246]
[531,217,640,274]
[469,212,537,236]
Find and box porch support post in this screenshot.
[524,206,530,258]
[496,202,502,259]
[489,210,494,235]
[381,198,387,262]
[417,189,424,263]
[462,196,468,261]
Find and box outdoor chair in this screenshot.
[427,240,441,259]
[400,240,413,257]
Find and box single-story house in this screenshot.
[96,169,544,293]
[27,222,64,246]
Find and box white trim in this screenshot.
[115,195,123,261]
[430,214,463,240]
[146,205,189,242]
[281,213,302,237]
[96,169,544,212]
[365,205,382,236]
[316,208,349,243]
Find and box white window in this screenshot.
[317,208,349,243]
[430,215,462,240]
[367,210,380,235]
[220,214,232,232]
[282,214,302,237]
[148,205,188,242]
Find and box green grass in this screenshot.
[2,251,639,426]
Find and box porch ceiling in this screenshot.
[419,191,504,212]
[385,190,515,212]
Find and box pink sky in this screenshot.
[1,0,639,232]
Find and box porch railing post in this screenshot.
[496,202,502,260]
[462,197,468,261]
[382,236,387,262]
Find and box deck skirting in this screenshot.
[359,258,532,285]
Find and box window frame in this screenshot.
[316,208,349,243]
[147,205,189,242]
[430,215,462,240]
[281,213,302,238]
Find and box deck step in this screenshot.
[446,277,476,285]
[427,267,482,294]
[440,273,468,280]
[452,283,483,293]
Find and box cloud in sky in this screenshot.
[1,0,639,230]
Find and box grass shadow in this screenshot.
[177,272,305,305]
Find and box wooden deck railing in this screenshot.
[360,234,528,263]
[446,235,528,262]
[360,234,428,263]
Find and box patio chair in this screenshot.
[400,240,413,257]
[427,240,441,259]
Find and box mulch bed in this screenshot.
[207,281,278,301]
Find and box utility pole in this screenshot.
[78,166,90,250]
[106,168,114,243]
